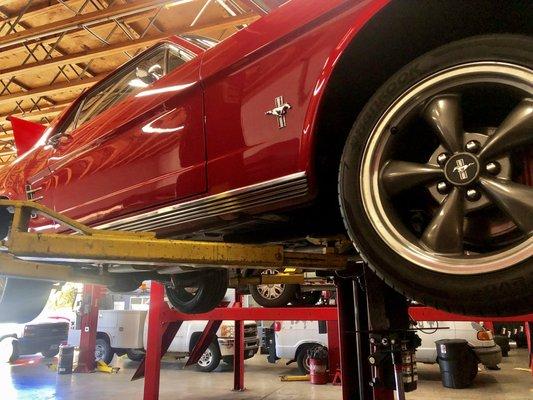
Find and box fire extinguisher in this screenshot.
[308,346,329,385]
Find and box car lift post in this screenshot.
[233,289,245,391]
[136,282,341,400]
[74,284,105,373]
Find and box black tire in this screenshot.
[108,277,142,293]
[0,277,54,323]
[296,344,325,375]
[339,35,533,316]
[196,341,221,372]
[249,270,298,307]
[41,348,59,358]
[94,338,114,365]
[291,290,322,306]
[0,338,19,363]
[126,349,145,362]
[166,269,228,314]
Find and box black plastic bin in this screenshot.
[435,339,478,389]
[58,345,74,375]
[493,335,510,357]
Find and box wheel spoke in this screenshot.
[479,98,533,160]
[423,94,464,152]
[381,161,444,196]
[421,188,464,254]
[479,176,533,234]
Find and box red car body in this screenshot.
[0,0,390,236]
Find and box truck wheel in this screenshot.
[296,344,325,375]
[166,269,228,314]
[339,35,533,316]
[0,337,19,363]
[196,341,221,372]
[126,349,145,362]
[249,269,298,307]
[292,290,322,306]
[0,277,54,323]
[41,349,59,358]
[95,338,114,365]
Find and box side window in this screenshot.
[61,44,194,134]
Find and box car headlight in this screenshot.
[220,325,235,338]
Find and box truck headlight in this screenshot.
[220,325,235,338]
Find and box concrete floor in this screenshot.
[1,349,531,400]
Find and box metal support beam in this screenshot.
[233,291,245,391]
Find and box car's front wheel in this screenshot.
[339,35,532,316]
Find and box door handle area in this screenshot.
[49,133,72,148]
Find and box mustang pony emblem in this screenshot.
[453,159,475,180]
[266,96,292,129]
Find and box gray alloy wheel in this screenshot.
[339,35,532,315]
[361,62,532,274]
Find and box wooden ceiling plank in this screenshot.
[0,75,105,108]
[0,0,195,50]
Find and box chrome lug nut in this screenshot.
[437,182,450,195]
[437,153,449,166]
[486,161,501,175]
[466,189,481,202]
[465,140,481,153]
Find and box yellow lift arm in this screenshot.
[0,200,352,286]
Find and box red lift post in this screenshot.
[137,281,341,400]
[74,284,105,373]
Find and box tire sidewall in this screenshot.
[196,341,221,372]
[250,283,298,307]
[166,270,228,314]
[95,338,114,364]
[339,35,533,315]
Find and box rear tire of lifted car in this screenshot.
[166,269,228,314]
[249,269,298,307]
[339,35,533,316]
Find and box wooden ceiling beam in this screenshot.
[0,0,194,50]
[0,75,106,108]
[0,103,70,126]
[0,13,259,81]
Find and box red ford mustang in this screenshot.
[0,0,531,320]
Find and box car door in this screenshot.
[43,42,206,227]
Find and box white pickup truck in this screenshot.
[69,310,259,372]
[271,320,501,375]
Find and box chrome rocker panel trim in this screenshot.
[96,172,309,233]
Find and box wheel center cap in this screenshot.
[444,153,480,186]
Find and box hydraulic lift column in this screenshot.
[75,284,105,373]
